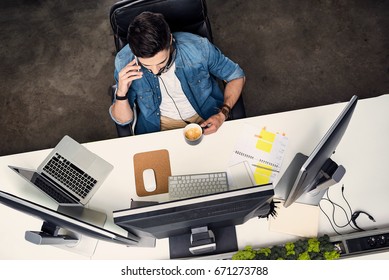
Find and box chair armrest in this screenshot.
[229,95,246,120]
[116,123,134,137]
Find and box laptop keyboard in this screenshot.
[43,153,97,199]
[34,175,77,204]
[168,171,229,200]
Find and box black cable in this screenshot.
[320,198,357,231]
[340,184,355,224]
[351,211,376,231]
[319,184,358,235]
[326,186,358,231]
[318,200,342,235]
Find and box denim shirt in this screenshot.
[110,32,245,135]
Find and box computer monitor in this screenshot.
[275,95,358,208]
[113,183,274,258]
[0,190,143,256]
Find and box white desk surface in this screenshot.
[0,94,388,260]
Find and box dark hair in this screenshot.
[127,12,171,58]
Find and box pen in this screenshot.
[252,164,280,173]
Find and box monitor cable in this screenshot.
[319,185,357,235]
[319,184,375,234]
[351,211,376,231]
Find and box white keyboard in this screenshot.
[168,172,229,200]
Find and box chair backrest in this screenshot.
[109,0,213,53]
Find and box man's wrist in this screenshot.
[219,104,231,120]
[218,111,227,121]
[116,91,128,100]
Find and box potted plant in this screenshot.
[232,235,341,260]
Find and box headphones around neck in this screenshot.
[156,39,176,76]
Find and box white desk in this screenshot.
[1,95,388,260]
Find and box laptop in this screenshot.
[9,135,113,206]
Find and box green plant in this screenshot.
[232,235,340,260]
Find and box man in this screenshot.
[109,12,245,135]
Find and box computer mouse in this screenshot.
[143,168,156,192]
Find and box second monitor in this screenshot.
[113,183,274,258]
[275,95,358,207]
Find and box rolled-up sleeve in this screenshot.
[109,86,133,126]
[204,38,245,82]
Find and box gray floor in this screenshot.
[1,0,388,156]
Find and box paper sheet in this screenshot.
[269,200,320,238]
[228,124,288,185]
[227,161,256,189]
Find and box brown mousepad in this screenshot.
[133,149,171,197]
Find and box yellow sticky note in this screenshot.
[255,128,276,153]
[259,129,276,142]
[256,140,272,153]
[254,173,271,185]
[253,164,273,184]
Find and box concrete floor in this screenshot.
[0,0,388,156]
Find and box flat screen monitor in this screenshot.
[113,183,274,258]
[275,95,358,208]
[0,190,142,256]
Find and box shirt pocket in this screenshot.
[188,68,213,93]
[137,88,156,116]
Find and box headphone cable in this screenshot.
[158,75,190,125]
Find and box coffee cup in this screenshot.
[183,123,203,145]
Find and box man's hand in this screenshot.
[111,59,142,124]
[201,77,245,135]
[201,112,226,135]
[117,59,143,97]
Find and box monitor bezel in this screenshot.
[0,190,139,246]
[113,183,274,239]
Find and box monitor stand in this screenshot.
[25,206,107,257]
[169,225,238,259]
[275,153,345,206]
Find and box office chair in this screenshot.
[109,0,246,137]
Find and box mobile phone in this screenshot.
[134,56,140,71]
